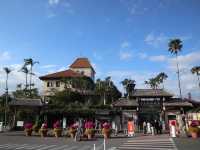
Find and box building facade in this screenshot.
[39,58,95,96]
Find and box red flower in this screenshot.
[190,120,199,127]
[24,123,33,129]
[103,122,110,129]
[85,121,94,129]
[53,121,61,129]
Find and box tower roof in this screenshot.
[70,57,95,72]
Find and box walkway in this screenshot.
[118,134,177,150]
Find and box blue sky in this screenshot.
[0,0,200,99]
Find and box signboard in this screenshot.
[17,121,24,127]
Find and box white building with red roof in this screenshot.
[39,57,95,96]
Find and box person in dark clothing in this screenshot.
[154,120,159,134]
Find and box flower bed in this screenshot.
[24,123,33,136]
[39,123,48,137]
[53,121,62,137]
[188,120,200,139]
[102,122,111,138]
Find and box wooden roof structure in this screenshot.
[130,89,173,97]
[112,98,139,107]
[9,98,44,107]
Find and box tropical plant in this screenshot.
[20,66,29,90]
[168,38,183,98]
[156,72,168,89]
[23,58,39,91]
[121,79,136,99]
[191,66,200,88]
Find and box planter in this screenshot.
[69,128,76,139]
[54,128,62,138]
[40,129,48,137]
[191,132,198,139]
[25,129,32,136]
[102,128,111,139]
[88,134,92,139]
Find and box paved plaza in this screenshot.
[0,132,200,150]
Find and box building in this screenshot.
[39,58,95,96]
[112,89,197,131]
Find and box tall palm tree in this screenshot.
[23,58,39,91]
[168,38,183,98]
[3,67,12,126]
[20,66,29,90]
[191,66,200,88]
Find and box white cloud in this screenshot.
[121,41,131,48]
[144,32,168,47]
[119,51,133,60]
[149,55,167,62]
[168,51,200,71]
[138,52,148,59]
[0,51,11,61]
[48,0,60,6]
[144,32,192,48]
[40,64,57,69]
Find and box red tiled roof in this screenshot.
[70,58,93,69]
[39,69,84,80]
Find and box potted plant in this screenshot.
[53,121,62,138]
[24,123,33,136]
[85,121,94,139]
[39,122,48,137]
[102,122,111,139]
[69,124,77,139]
[188,120,200,139]
[32,123,40,133]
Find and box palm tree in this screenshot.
[20,66,29,90]
[191,66,200,88]
[3,67,12,126]
[168,38,183,98]
[23,58,39,91]
[157,72,168,89]
[121,79,136,99]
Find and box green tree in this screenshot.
[23,58,39,91]
[121,79,136,99]
[20,66,29,90]
[191,66,200,88]
[168,38,183,98]
[156,72,168,89]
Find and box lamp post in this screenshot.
[162,106,166,131]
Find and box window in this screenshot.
[47,82,53,87]
[56,81,60,87]
[81,71,84,75]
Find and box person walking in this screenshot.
[127,119,135,137]
[147,121,151,134]
[143,121,147,134]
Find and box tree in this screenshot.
[3,67,12,126]
[121,79,136,99]
[20,66,29,90]
[191,66,200,88]
[23,58,39,91]
[156,72,168,89]
[95,77,121,105]
[168,38,183,98]
[145,78,159,90]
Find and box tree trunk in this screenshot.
[176,53,182,99]
[5,74,8,126]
